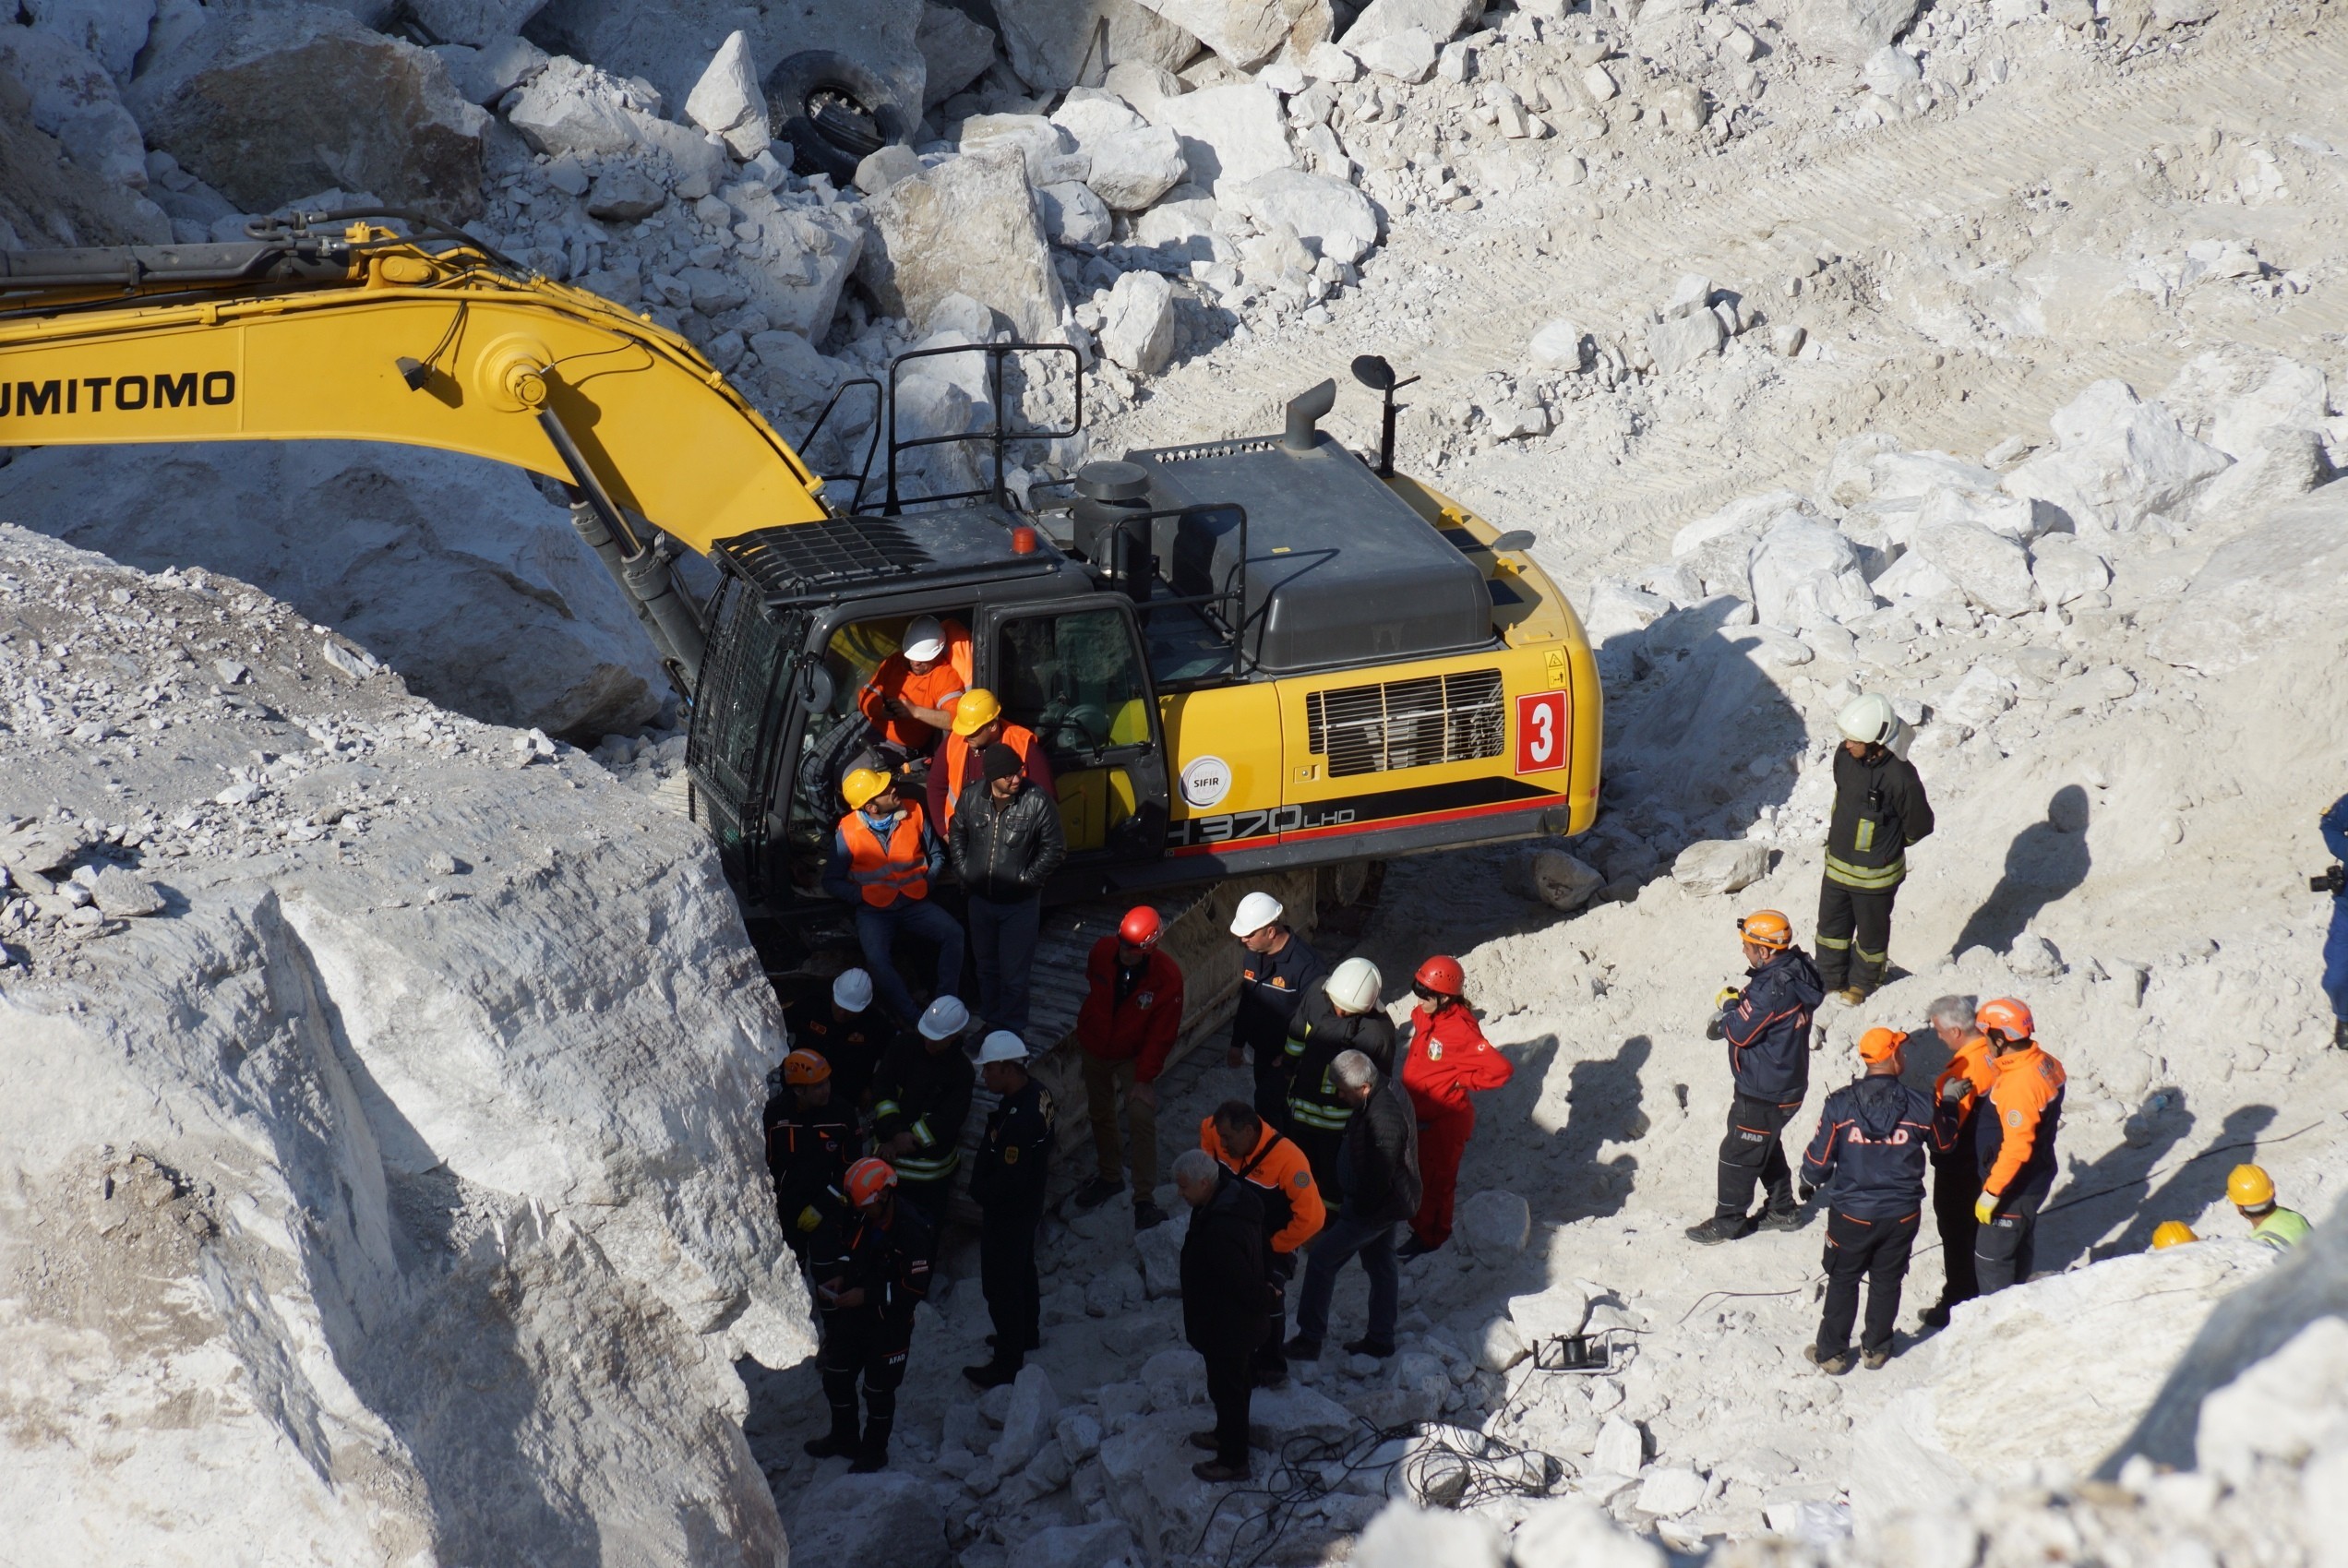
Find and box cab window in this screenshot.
[997,608,1155,855]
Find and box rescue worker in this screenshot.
[1688,911,1826,1246]
[1288,1049,1420,1361]
[1201,1099,1324,1387]
[824,767,963,1028]
[1919,994,1992,1328]
[927,687,1056,836]
[805,1157,933,1472]
[1968,998,2066,1295]
[1283,957,1398,1198]
[947,741,1066,1037]
[762,1047,858,1271]
[964,1032,1055,1387]
[2150,1221,2199,1250]
[1175,1146,1269,1484]
[1798,1027,1937,1372]
[1399,956,1515,1259]
[856,613,971,759]
[783,968,894,1117]
[2322,793,2347,1049]
[1225,891,1327,1129]
[1817,692,1935,1005]
[2227,1164,2312,1251]
[870,996,977,1230]
[1073,906,1185,1229]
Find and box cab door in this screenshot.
[978,594,1170,865]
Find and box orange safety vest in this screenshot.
[939,722,1042,830]
[840,805,930,907]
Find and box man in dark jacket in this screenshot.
[948,742,1067,1036]
[1176,1147,1269,1484]
[1819,693,1935,1004]
[870,996,977,1229]
[964,1032,1055,1389]
[784,968,895,1119]
[1282,957,1397,1197]
[1225,890,1328,1129]
[1288,1050,1420,1361]
[1689,909,1827,1245]
[807,1157,934,1472]
[763,1048,858,1272]
[1073,906,1185,1229]
[1798,1027,1939,1372]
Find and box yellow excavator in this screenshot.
[0,215,1600,924]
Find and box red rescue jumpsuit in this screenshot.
[1400,1000,1514,1249]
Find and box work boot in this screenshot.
[2335,1017,2347,1049]
[1757,1208,1803,1233]
[803,1410,860,1459]
[1343,1337,1396,1359]
[1285,1335,1324,1361]
[1918,1302,1953,1330]
[1396,1236,1439,1261]
[962,1359,1021,1390]
[848,1420,892,1474]
[1075,1176,1125,1211]
[1805,1346,1855,1376]
[1863,1348,1893,1371]
[1834,986,1870,1006]
[1133,1199,1168,1231]
[1684,1215,1750,1246]
[1252,1363,1288,1391]
[1188,1430,1222,1453]
[1192,1458,1251,1483]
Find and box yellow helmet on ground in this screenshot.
[2150,1221,2198,1251]
[952,688,1002,736]
[842,767,892,811]
[2227,1164,2276,1209]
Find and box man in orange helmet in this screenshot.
[1689,911,1826,1245]
[1798,1027,1937,1372]
[807,1157,933,1472]
[1074,905,1186,1229]
[1965,998,2066,1295]
[1920,994,1991,1328]
[762,1047,860,1274]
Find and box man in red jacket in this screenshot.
[1073,906,1186,1230]
[1399,955,1514,1258]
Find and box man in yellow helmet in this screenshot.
[2149,1221,2198,1251]
[2227,1165,2312,1251]
[927,687,1055,835]
[825,767,961,1027]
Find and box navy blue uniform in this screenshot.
[1230,934,1327,1128]
[1711,946,1825,1225]
[811,1199,934,1466]
[1803,1072,1938,1359]
[970,1078,1055,1361]
[2321,794,2347,1038]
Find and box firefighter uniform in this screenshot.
[783,993,896,1117]
[870,1036,976,1229]
[1817,744,1935,997]
[1970,1043,2066,1293]
[1282,982,1398,1199]
[811,1199,934,1469]
[1202,1114,1325,1384]
[1230,935,1327,1129]
[1710,945,1827,1228]
[761,1074,858,1265]
[971,1076,1055,1363]
[1801,1073,1938,1360]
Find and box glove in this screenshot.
[1973,1191,1998,1225]
[795,1204,822,1233]
[1714,987,1742,1009]
[1940,1078,1970,1103]
[1798,1182,1818,1204]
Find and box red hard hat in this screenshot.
[1119,905,1163,949]
[844,1156,897,1208]
[1976,997,2035,1044]
[1413,955,1465,997]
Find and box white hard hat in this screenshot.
[1836,692,1898,748]
[917,995,970,1040]
[833,968,874,1012]
[903,615,947,663]
[976,1030,1030,1066]
[1325,956,1382,1014]
[1229,890,1285,937]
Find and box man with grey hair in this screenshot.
[1177,1146,1268,1482]
[1288,1049,1420,1361]
[1921,994,1990,1328]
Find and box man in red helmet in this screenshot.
[807,1157,933,1472]
[1073,906,1186,1229]
[1398,955,1515,1258]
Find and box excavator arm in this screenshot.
[0,216,841,688]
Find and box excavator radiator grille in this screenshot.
[1306,668,1504,778]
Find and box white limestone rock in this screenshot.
[1777,0,1920,60]
[1748,515,1873,628]
[1099,269,1179,374]
[2001,378,2232,534]
[1513,1497,1668,1568]
[992,1364,1062,1470]
[995,0,1199,93]
[1590,1415,1647,1476]
[406,0,541,48]
[1248,1382,1356,1446]
[1144,79,1295,191]
[0,25,147,190]
[2027,534,2111,606]
[1635,1465,1707,1516]
[1671,839,1768,896]
[2150,486,2348,674]
[1647,308,1726,376]
[1529,850,1604,913]
[1228,167,1378,263]
[1908,519,2039,617]
[1135,0,1332,70]
[1350,1502,1506,1568]
[1037,178,1113,245]
[789,1471,951,1568]
[857,144,1070,342]
[1457,1188,1530,1255]
[1340,0,1479,46]
[1354,24,1438,81]
[683,30,769,160]
[23,0,152,79]
[916,0,997,107]
[2159,347,2331,461]
[523,0,921,126]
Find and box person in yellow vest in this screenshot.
[2227,1164,2312,1251]
[824,767,963,1028]
[926,688,1056,836]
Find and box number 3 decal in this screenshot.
[1515,692,1569,773]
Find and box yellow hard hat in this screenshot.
[2150,1221,2198,1251]
[842,767,892,812]
[952,688,1002,737]
[2226,1164,2276,1208]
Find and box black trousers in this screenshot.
[817,1312,910,1453]
[1251,1052,1291,1131]
[1973,1188,2045,1294]
[1818,1208,1921,1357]
[1930,1159,1982,1308]
[979,1203,1041,1358]
[1716,1092,1802,1223]
[1288,1124,1345,1203]
[1255,1251,1296,1381]
[1816,877,1897,992]
[1204,1348,1253,1466]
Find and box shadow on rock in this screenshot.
[1549,1032,1652,1223]
[1951,784,2094,959]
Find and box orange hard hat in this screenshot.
[1976,997,2035,1044]
[1119,905,1163,949]
[844,1156,897,1209]
[783,1048,832,1085]
[1413,955,1465,998]
[1738,910,1792,950]
[1857,1026,1908,1063]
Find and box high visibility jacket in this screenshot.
[1801,1073,1936,1221]
[857,622,973,751]
[1930,1034,1995,1168]
[2251,1207,2312,1251]
[1200,1116,1324,1254]
[1825,746,1935,892]
[1075,938,1185,1082]
[1975,1044,2066,1203]
[871,1039,976,1186]
[1719,948,1824,1103]
[1401,1001,1514,1122]
[928,722,1055,833]
[829,804,937,908]
[1285,983,1397,1134]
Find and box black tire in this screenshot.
[765,50,913,187]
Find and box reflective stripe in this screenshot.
[914,1118,936,1150]
[1825,853,1905,891]
[2253,1209,2312,1250]
[1856,946,1887,964]
[1816,934,1853,951]
[843,807,930,907]
[895,1150,960,1179]
[1287,1099,1354,1131]
[874,1099,903,1119]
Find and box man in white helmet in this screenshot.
[1819,693,1935,1005]
[1224,891,1328,1130]
[783,967,897,1117]
[1282,957,1398,1197]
